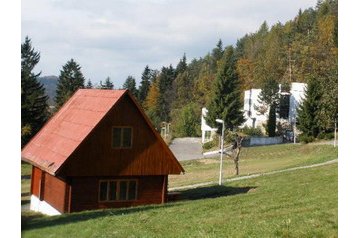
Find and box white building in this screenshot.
[242,82,307,129]
[201,107,217,144]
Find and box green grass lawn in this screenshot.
[169,143,338,188]
[21,162,337,237]
[22,162,32,205]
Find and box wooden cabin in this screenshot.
[21,89,184,215]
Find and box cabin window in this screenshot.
[112,127,132,148]
[99,180,137,202]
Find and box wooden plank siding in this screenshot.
[69,175,166,213]
[31,166,42,197]
[59,95,182,177]
[42,173,67,213]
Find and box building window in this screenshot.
[279,95,290,119]
[99,180,138,202]
[112,127,132,148]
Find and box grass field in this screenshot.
[169,143,337,188]
[20,143,337,204]
[21,162,338,237]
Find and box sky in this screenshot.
[22,0,318,88]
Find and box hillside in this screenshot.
[38,75,58,106]
[21,163,337,237]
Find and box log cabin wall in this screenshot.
[70,175,165,212]
[31,166,42,197]
[42,172,67,213]
[60,95,181,177]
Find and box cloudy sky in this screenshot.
[22,0,317,88]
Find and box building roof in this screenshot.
[21,89,184,175]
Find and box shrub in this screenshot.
[240,126,264,137]
[298,134,315,143]
[202,140,217,150]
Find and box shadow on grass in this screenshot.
[22,185,256,231]
[22,202,182,231]
[179,185,257,201]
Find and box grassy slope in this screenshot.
[22,163,337,237]
[169,143,337,188]
[21,144,337,204]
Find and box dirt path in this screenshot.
[169,158,338,191]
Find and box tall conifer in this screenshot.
[21,36,49,146]
[55,59,85,108]
[206,46,244,131]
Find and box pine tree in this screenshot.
[122,76,138,97]
[175,53,187,76]
[138,65,152,103]
[296,77,322,137]
[206,46,245,131]
[211,39,224,72]
[55,59,85,108]
[85,79,93,89]
[21,36,49,146]
[100,77,114,89]
[157,65,176,122]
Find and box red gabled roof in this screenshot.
[22,89,184,176]
[21,89,126,174]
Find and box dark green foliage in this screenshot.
[266,105,277,137]
[211,39,224,72]
[122,76,138,97]
[258,77,279,137]
[85,79,93,89]
[298,134,315,143]
[55,59,85,108]
[100,77,114,89]
[21,37,49,147]
[206,46,245,131]
[138,65,152,103]
[157,65,176,122]
[297,77,322,137]
[175,54,187,76]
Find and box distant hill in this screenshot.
[38,76,58,106]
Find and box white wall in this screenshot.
[201,108,217,143]
[30,195,61,216]
[242,82,307,129]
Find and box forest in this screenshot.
[21,0,338,146]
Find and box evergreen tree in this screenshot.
[296,77,322,137]
[138,65,152,103]
[206,46,245,131]
[157,65,176,122]
[85,79,93,89]
[257,77,280,137]
[100,77,114,89]
[122,76,138,97]
[55,59,85,108]
[175,53,187,76]
[211,39,224,72]
[266,105,277,137]
[21,36,49,146]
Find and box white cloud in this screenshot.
[22,0,317,87]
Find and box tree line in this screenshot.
[21,0,337,147]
